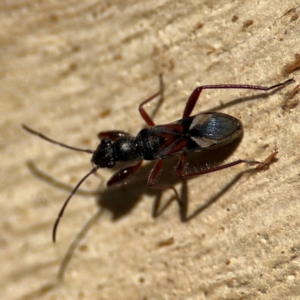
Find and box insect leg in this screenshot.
[106,160,143,186]
[148,159,179,198]
[98,130,131,141]
[176,152,267,179]
[183,78,294,118]
[139,74,164,126]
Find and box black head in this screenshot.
[91,138,116,168]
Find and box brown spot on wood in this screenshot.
[99,108,111,118]
[157,237,174,248]
[290,14,299,22]
[255,149,278,171]
[243,20,254,28]
[283,56,300,74]
[232,15,239,22]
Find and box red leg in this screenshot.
[107,160,143,187]
[183,78,294,118]
[98,130,131,141]
[139,74,164,126]
[176,152,267,179]
[148,159,179,199]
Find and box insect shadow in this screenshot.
[59,152,270,280]
[26,137,275,281]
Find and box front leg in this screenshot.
[107,160,143,186]
[98,130,131,141]
[139,74,164,126]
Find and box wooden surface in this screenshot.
[1,1,300,299]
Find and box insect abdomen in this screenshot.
[189,112,242,149]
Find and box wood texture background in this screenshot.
[1,1,300,299]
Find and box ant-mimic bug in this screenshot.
[22,75,294,243]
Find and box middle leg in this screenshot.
[148,159,179,199]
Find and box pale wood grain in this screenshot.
[1,1,300,299]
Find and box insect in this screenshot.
[22,76,294,242]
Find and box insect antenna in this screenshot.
[22,124,100,242]
[22,124,94,154]
[52,166,100,243]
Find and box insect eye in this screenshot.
[102,138,111,146]
[91,138,115,168]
